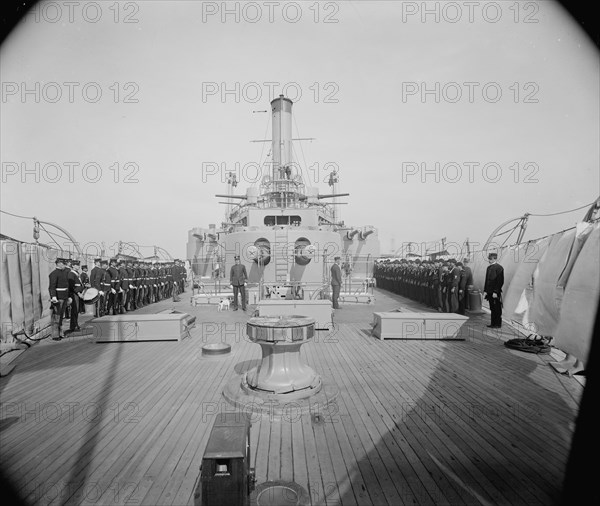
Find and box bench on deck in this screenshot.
[87,310,195,342]
[371,310,468,340]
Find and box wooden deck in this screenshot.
[0,289,582,505]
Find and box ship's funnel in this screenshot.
[271,95,293,179]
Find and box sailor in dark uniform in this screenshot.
[155,261,166,302]
[49,258,70,340]
[432,260,442,311]
[148,262,155,306]
[90,258,104,317]
[79,264,90,313]
[447,259,460,313]
[180,260,187,293]
[132,261,141,309]
[66,260,84,333]
[146,262,154,305]
[106,258,120,315]
[117,260,129,313]
[440,262,449,312]
[90,258,102,289]
[99,259,111,316]
[456,262,466,315]
[164,262,173,298]
[230,255,248,310]
[458,259,474,314]
[126,260,135,310]
[137,262,146,307]
[63,258,73,319]
[158,262,166,301]
[330,256,342,309]
[172,259,182,302]
[484,252,504,328]
[149,261,156,304]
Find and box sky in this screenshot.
[1,0,598,259]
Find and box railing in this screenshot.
[344,277,376,295]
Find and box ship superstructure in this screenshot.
[187,95,379,300]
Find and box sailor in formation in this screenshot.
[48,258,70,340]
[373,257,475,314]
[67,260,84,333]
[90,258,105,317]
[49,257,189,337]
[79,264,90,314]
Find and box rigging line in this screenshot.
[528,201,593,217]
[38,224,63,250]
[0,209,34,220]
[293,113,311,184]
[38,223,70,242]
[291,144,311,188]
[45,231,70,242]
[472,219,595,254]
[255,112,271,185]
[494,226,519,237]
[259,149,272,183]
[500,227,519,248]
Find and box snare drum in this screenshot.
[82,287,100,305]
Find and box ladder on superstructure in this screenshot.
[274,227,289,283]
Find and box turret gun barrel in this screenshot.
[214,194,248,199]
[316,193,350,199]
[298,193,350,201]
[360,229,375,240]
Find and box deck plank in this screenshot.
[317,332,452,506]
[166,333,260,506]
[344,326,561,504]
[290,412,309,497]
[311,335,407,505]
[0,290,583,506]
[300,409,326,506]
[341,332,516,505]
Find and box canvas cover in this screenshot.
[553,223,600,362]
[469,222,598,366]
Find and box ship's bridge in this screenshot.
[224,174,339,229]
